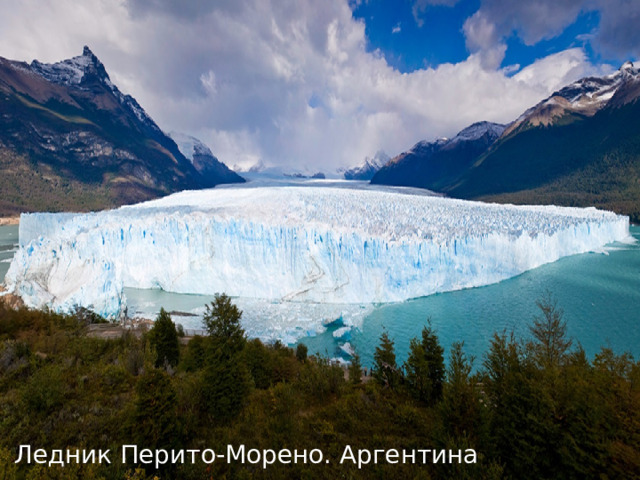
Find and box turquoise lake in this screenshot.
[2,224,638,368]
[302,225,640,368]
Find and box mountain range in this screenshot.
[371,122,505,190]
[3,47,639,222]
[0,47,243,216]
[371,62,640,222]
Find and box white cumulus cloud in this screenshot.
[0,0,611,173]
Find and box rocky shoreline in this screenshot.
[0,216,19,226]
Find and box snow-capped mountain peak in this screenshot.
[29,47,163,135]
[168,131,244,186]
[504,61,640,136]
[365,150,390,169]
[169,132,214,163]
[620,60,634,72]
[556,63,639,105]
[341,150,390,180]
[30,46,108,87]
[404,122,504,155]
[448,121,506,145]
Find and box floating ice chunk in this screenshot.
[340,342,356,357]
[333,326,352,339]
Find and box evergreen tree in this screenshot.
[530,292,572,368]
[404,321,445,405]
[202,293,246,358]
[373,331,400,388]
[528,294,575,476]
[441,341,483,441]
[200,294,251,422]
[182,335,206,372]
[295,343,308,362]
[243,338,272,389]
[483,332,544,478]
[201,353,252,423]
[349,353,363,384]
[422,323,445,400]
[131,368,179,450]
[148,308,179,368]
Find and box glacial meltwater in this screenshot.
[2,223,638,368]
[0,225,18,283]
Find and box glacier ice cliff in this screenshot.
[4,186,630,319]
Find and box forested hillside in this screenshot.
[0,295,638,479]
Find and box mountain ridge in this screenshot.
[371,121,505,191]
[340,150,390,180]
[169,132,246,186]
[446,62,640,221]
[372,63,640,222]
[0,46,243,216]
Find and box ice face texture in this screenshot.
[5,186,630,319]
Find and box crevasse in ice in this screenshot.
[4,186,630,319]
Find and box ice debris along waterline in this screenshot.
[5,186,630,321]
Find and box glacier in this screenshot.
[4,185,630,329]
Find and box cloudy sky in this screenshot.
[0,0,637,172]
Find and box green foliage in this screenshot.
[201,351,252,423]
[295,343,308,362]
[23,458,107,479]
[198,295,252,422]
[242,338,272,388]
[297,356,345,402]
[1,297,639,479]
[181,335,206,372]
[483,332,544,478]
[452,102,640,221]
[242,338,300,389]
[123,339,147,376]
[22,364,66,414]
[405,321,445,405]
[73,306,109,325]
[202,293,246,357]
[373,330,400,389]
[176,323,185,337]
[529,292,572,368]
[124,468,160,480]
[148,308,180,368]
[0,446,17,479]
[348,353,363,385]
[440,342,484,442]
[130,368,180,450]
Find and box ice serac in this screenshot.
[5,187,630,319]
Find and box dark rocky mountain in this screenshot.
[371,122,505,191]
[372,63,640,222]
[341,150,390,180]
[502,61,638,138]
[0,46,243,215]
[169,132,245,186]
[284,172,326,179]
[447,63,640,222]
